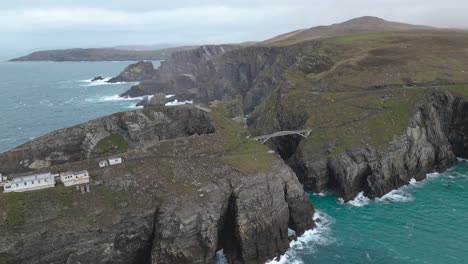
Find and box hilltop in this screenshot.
[262,16,433,45]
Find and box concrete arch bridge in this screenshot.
[251,129,312,144]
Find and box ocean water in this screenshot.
[1,62,467,263]
[271,164,468,264]
[0,61,160,152]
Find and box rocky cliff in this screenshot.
[108,61,156,83]
[289,90,468,200]
[0,105,314,264]
[0,106,215,175]
[120,44,302,113]
[117,30,468,203]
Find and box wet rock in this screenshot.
[91,76,104,82]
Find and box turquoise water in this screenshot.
[1,62,467,263]
[272,164,468,264]
[0,61,159,152]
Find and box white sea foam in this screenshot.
[126,104,143,109]
[86,94,144,103]
[340,191,371,207]
[265,211,334,264]
[215,249,228,264]
[165,94,175,98]
[165,99,193,106]
[313,191,330,197]
[79,78,133,87]
[343,172,444,207]
[376,189,414,203]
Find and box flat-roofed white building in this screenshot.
[98,157,123,168]
[60,170,90,187]
[3,173,55,193]
[108,157,123,166]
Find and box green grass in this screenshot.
[334,32,390,42]
[0,185,76,230]
[0,254,11,264]
[0,192,31,228]
[96,134,128,153]
[210,97,243,118]
[443,84,468,98]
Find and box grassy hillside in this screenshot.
[262,16,432,46]
[250,30,468,154]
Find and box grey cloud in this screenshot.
[0,0,467,56]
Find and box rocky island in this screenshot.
[2,16,468,264]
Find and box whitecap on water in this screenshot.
[339,191,370,207]
[265,211,335,264]
[79,78,132,87]
[165,99,193,106]
[376,189,414,203]
[313,191,330,197]
[86,94,144,103]
[342,173,444,207]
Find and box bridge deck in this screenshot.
[251,129,312,143]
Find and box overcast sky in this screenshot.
[1,0,467,58]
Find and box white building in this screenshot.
[108,157,123,166]
[98,160,108,168]
[98,157,123,168]
[0,174,7,187]
[3,173,55,193]
[60,170,90,187]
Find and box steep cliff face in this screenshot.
[120,44,304,112]
[288,90,468,201]
[0,106,314,264]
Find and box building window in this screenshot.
[24,182,27,186]
[32,181,35,184]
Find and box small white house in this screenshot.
[98,157,123,168]
[3,173,55,193]
[108,157,123,166]
[98,160,109,168]
[60,170,90,187]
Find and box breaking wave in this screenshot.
[85,94,144,103]
[79,78,132,87]
[342,171,443,207]
[165,99,193,106]
[265,211,335,264]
